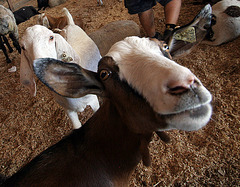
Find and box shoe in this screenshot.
[163,24,180,42]
[152,32,163,41]
[163,29,173,42]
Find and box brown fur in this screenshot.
[38,13,84,30]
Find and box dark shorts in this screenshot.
[124,0,173,14]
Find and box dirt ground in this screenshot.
[0,0,239,186]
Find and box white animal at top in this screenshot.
[203,0,240,45]
[20,25,100,129]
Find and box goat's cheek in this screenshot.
[151,94,178,115]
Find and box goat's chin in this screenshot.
[163,103,212,131]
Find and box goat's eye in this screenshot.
[50,36,54,40]
[100,70,111,81]
[21,46,25,50]
[163,44,169,50]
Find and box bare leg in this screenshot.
[164,0,181,25]
[138,9,156,38]
[163,0,181,41]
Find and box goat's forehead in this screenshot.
[23,25,52,38]
[105,36,192,107]
[21,25,53,44]
[107,37,174,80]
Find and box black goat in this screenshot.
[13,6,40,25]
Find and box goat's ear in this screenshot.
[37,13,44,24]
[33,58,103,98]
[168,4,212,58]
[42,15,50,28]
[54,34,81,63]
[20,50,37,96]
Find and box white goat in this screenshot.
[59,8,101,71]
[20,25,100,129]
[89,20,140,56]
[203,0,240,45]
[0,5,21,63]
[20,7,101,129]
[1,5,213,186]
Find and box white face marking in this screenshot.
[107,36,212,131]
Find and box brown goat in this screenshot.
[38,9,84,30]
[1,5,212,186]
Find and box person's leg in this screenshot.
[138,9,156,38]
[124,0,158,38]
[139,0,181,39]
[164,0,181,25]
[163,0,181,41]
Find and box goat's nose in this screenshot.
[167,74,195,95]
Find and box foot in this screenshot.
[151,32,163,40]
[163,24,178,42]
[163,29,173,42]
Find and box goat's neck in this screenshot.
[83,100,153,184]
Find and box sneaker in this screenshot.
[151,32,163,41]
[163,29,173,42]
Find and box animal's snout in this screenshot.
[167,72,196,95]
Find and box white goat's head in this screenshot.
[20,25,80,96]
[33,5,213,132]
[203,0,240,45]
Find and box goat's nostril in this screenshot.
[188,76,195,86]
[168,86,189,95]
[168,75,195,95]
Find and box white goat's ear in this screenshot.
[54,34,81,63]
[33,58,103,98]
[37,14,42,24]
[168,4,212,58]
[20,51,37,96]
